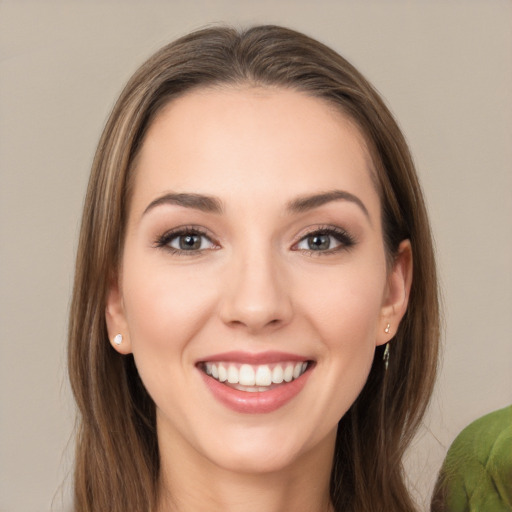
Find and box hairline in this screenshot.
[125,81,384,239]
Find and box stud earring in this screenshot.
[113,334,123,346]
[384,323,390,334]
[383,343,390,371]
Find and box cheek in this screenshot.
[299,262,386,347]
[295,262,386,419]
[121,258,219,368]
[120,259,224,422]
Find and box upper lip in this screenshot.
[197,351,312,365]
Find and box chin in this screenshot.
[206,442,303,475]
[198,420,335,476]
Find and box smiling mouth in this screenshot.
[200,361,311,392]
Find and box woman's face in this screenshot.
[106,87,411,475]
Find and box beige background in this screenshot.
[1,1,511,511]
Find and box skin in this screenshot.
[106,87,412,512]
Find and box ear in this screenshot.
[377,239,413,346]
[105,274,132,355]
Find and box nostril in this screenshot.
[219,275,293,331]
[227,317,282,330]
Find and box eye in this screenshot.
[171,233,212,251]
[297,233,340,251]
[155,227,218,254]
[294,227,355,253]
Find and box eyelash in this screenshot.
[292,225,356,255]
[154,226,218,256]
[154,225,356,256]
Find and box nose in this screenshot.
[219,249,293,333]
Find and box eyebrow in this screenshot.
[142,189,370,220]
[287,190,370,219]
[143,192,223,216]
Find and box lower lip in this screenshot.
[199,366,312,414]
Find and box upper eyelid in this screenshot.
[154,225,219,248]
[153,223,354,249]
[159,225,215,238]
[292,224,351,241]
[291,225,356,251]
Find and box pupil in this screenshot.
[308,234,330,250]
[180,234,200,250]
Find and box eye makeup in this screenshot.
[153,222,356,258]
[292,225,356,255]
[291,224,357,257]
[153,225,219,256]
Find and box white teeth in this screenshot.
[227,365,238,384]
[218,364,227,382]
[255,365,272,386]
[272,365,284,383]
[283,364,294,382]
[239,364,255,386]
[233,384,272,392]
[204,361,309,387]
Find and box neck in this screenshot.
[156,428,336,512]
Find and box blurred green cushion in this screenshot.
[432,405,512,511]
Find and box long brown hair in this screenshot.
[68,25,439,512]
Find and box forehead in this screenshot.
[131,86,380,218]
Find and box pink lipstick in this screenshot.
[197,351,314,414]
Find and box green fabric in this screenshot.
[434,405,512,512]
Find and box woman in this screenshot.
[68,25,439,512]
